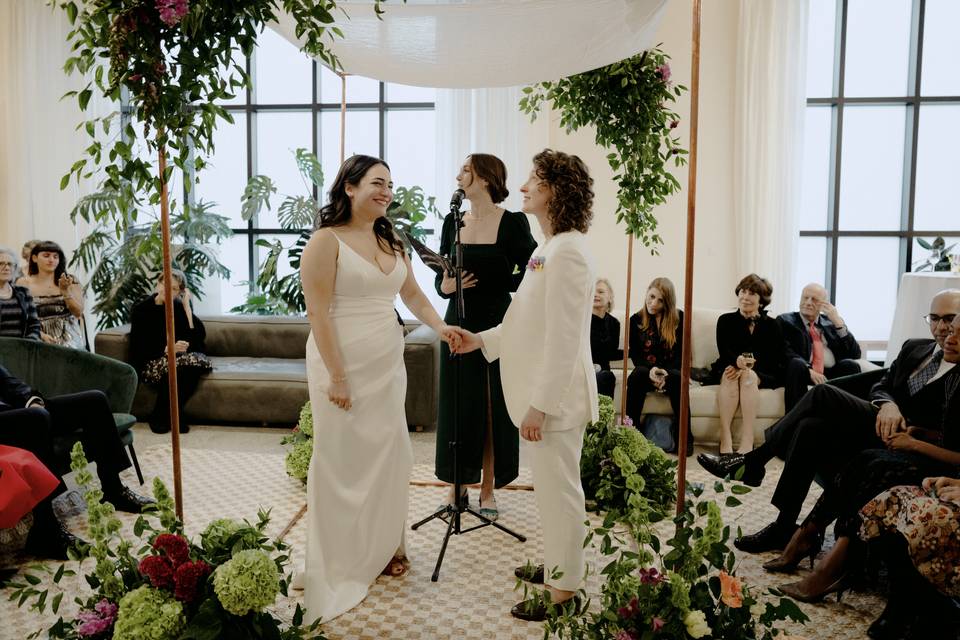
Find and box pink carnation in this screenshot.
[156,0,189,26]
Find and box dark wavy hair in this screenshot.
[313,154,404,254]
[735,273,773,309]
[468,153,509,203]
[28,240,70,282]
[532,149,593,234]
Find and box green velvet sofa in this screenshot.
[94,314,441,429]
[0,337,144,484]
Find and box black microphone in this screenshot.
[449,188,465,212]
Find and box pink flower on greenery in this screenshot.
[139,554,175,589]
[651,617,665,632]
[655,64,672,83]
[76,598,117,637]
[639,567,665,585]
[617,596,639,619]
[152,533,190,567]
[620,416,634,427]
[173,560,212,603]
[156,0,189,26]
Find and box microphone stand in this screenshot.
[411,193,526,582]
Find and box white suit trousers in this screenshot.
[528,421,588,592]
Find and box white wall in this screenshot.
[545,0,741,316]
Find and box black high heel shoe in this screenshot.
[762,525,824,573]
[779,574,850,603]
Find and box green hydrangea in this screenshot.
[200,518,262,562]
[667,570,691,612]
[596,394,616,429]
[298,401,314,437]
[213,549,280,616]
[285,439,312,483]
[113,586,185,640]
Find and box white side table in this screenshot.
[885,272,960,366]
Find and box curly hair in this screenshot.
[532,149,593,234]
[735,273,773,309]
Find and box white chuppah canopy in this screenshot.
[270,0,669,88]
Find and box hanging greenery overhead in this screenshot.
[519,48,688,248]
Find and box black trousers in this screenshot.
[596,369,616,399]
[0,390,131,494]
[148,366,205,429]
[783,356,862,412]
[763,383,884,525]
[625,366,691,440]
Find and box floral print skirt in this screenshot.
[859,485,960,597]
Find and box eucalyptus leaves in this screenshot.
[520,49,687,247]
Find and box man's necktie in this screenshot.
[908,350,944,395]
[808,321,824,374]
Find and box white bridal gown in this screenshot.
[303,235,413,621]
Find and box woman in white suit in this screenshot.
[452,149,598,621]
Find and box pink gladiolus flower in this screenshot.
[651,616,665,632]
[156,0,189,26]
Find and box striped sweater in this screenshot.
[0,285,42,340]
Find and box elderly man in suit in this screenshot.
[778,283,862,411]
[453,149,597,621]
[698,289,960,553]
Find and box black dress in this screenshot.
[590,312,620,398]
[708,310,785,389]
[625,310,684,418]
[129,294,208,430]
[434,211,537,487]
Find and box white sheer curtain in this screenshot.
[433,86,550,236]
[733,0,809,315]
[0,1,100,254]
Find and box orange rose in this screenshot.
[719,570,743,608]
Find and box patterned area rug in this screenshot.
[0,446,883,640]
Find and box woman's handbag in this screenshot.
[142,352,213,385]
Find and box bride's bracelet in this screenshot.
[330,374,347,384]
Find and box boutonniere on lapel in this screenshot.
[527,256,545,272]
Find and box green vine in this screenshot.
[519,48,687,247]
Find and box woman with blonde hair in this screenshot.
[624,277,692,455]
[591,278,620,399]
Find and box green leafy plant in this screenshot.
[8,442,325,639]
[914,236,956,272]
[282,401,314,483]
[519,48,687,247]
[233,148,441,315]
[69,196,232,329]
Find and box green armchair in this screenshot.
[0,337,144,484]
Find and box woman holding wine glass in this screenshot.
[708,274,786,456]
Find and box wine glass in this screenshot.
[741,352,756,369]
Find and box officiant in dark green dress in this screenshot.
[434,154,537,521]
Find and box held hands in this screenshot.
[437,324,463,351]
[923,476,960,505]
[520,407,546,442]
[809,369,828,385]
[447,326,483,354]
[875,402,906,441]
[174,340,189,354]
[327,379,351,411]
[440,270,477,295]
[885,430,919,452]
[649,367,667,390]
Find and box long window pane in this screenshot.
[921,0,960,96]
[386,110,437,200]
[255,111,313,228]
[914,105,960,230]
[805,0,837,98]
[838,106,906,230]
[835,238,901,341]
[196,113,247,226]
[254,28,312,104]
[219,235,251,313]
[800,106,833,231]
[318,110,380,187]
[843,0,912,97]
[793,237,828,306]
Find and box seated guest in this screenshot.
[704,290,960,554]
[129,270,209,434]
[0,364,153,558]
[19,239,40,280]
[624,277,693,455]
[708,274,785,456]
[17,241,86,349]
[0,445,63,564]
[0,246,41,340]
[778,282,861,411]
[590,278,620,398]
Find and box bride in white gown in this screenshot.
[299,154,457,622]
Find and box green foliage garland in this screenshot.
[519,48,687,247]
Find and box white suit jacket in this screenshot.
[479,230,599,431]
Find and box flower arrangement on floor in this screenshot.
[544,470,809,639]
[283,401,314,484]
[581,395,677,523]
[7,443,324,639]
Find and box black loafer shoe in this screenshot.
[734,521,798,554]
[104,486,155,513]
[697,452,765,487]
[510,595,581,622]
[514,563,544,584]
